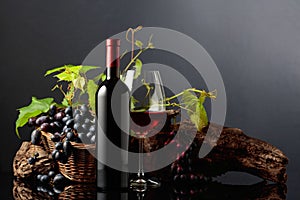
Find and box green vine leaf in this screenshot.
[93,73,106,82]
[44,65,72,76]
[87,80,98,112]
[181,90,208,131]
[61,98,69,107]
[73,76,85,91]
[54,66,81,82]
[15,97,54,138]
[79,66,99,74]
[133,59,142,79]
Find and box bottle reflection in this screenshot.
[97,191,128,200]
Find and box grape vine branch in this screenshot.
[15,26,216,137]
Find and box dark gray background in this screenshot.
[1,0,299,199]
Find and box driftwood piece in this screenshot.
[195,123,288,184]
[13,142,55,179]
[144,121,288,184]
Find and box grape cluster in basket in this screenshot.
[28,104,96,164]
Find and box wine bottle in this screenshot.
[96,39,130,192]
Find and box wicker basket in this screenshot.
[41,131,55,153]
[58,142,96,183]
[41,131,96,183]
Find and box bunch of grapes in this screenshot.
[166,131,210,186]
[168,139,211,198]
[28,104,96,164]
[26,104,97,196]
[35,171,68,196]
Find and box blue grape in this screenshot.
[28,157,36,165]
[31,130,41,145]
[35,116,49,126]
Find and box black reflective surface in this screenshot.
[1,172,287,200]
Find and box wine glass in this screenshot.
[127,70,167,191]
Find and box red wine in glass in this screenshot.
[130,111,168,137]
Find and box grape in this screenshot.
[51,150,59,159]
[73,123,80,131]
[173,175,179,182]
[34,152,39,158]
[63,141,72,156]
[49,122,56,130]
[81,123,89,131]
[35,116,49,126]
[90,117,96,124]
[40,175,50,183]
[180,174,187,181]
[74,109,81,115]
[74,114,82,123]
[54,112,65,121]
[55,142,63,150]
[28,157,36,165]
[63,127,72,133]
[41,185,48,193]
[51,133,61,142]
[50,104,56,110]
[64,106,73,116]
[86,132,93,139]
[49,105,57,116]
[176,166,184,174]
[89,125,96,133]
[53,186,63,194]
[48,190,55,196]
[53,121,63,129]
[28,117,37,127]
[66,132,75,141]
[80,104,88,114]
[66,119,74,128]
[48,171,55,178]
[40,123,50,132]
[37,186,42,192]
[77,133,85,142]
[37,174,42,180]
[84,118,90,125]
[54,151,62,160]
[62,116,71,123]
[53,174,66,186]
[90,135,96,143]
[31,129,41,145]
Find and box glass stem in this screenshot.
[138,135,144,177]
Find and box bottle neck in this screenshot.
[105,39,120,80]
[106,66,120,80]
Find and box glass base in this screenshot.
[130,176,161,192]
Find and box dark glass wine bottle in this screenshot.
[96,39,130,193]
